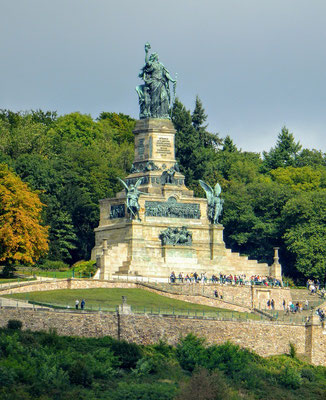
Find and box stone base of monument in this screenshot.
[92,219,271,280]
[92,119,278,281]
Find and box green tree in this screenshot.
[97,112,135,144]
[221,179,293,265]
[270,166,323,192]
[222,135,238,152]
[282,191,326,280]
[295,148,326,168]
[54,112,100,145]
[262,127,302,171]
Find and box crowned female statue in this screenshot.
[136,42,177,119]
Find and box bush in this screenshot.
[72,260,97,277]
[1,265,17,278]
[279,366,302,389]
[176,334,208,372]
[38,260,69,270]
[289,342,296,358]
[68,360,93,387]
[110,339,143,369]
[0,365,17,386]
[175,368,232,400]
[111,382,176,400]
[7,320,23,330]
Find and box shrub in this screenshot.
[111,382,176,400]
[206,341,258,378]
[175,368,232,400]
[110,339,143,369]
[289,342,296,358]
[0,365,17,386]
[1,265,17,278]
[68,359,93,387]
[279,366,302,389]
[7,320,23,330]
[301,367,316,382]
[176,334,208,372]
[72,260,97,277]
[38,260,69,270]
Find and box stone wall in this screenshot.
[1,307,325,365]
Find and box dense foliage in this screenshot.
[0,328,325,399]
[0,110,134,264]
[0,164,48,270]
[171,101,326,281]
[1,103,326,281]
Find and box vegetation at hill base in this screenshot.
[0,327,325,399]
[1,103,326,282]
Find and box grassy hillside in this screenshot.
[4,288,260,319]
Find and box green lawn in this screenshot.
[0,277,36,284]
[5,288,261,320]
[18,269,81,279]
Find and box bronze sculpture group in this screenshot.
[136,42,177,119]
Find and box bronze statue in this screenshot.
[136,42,177,119]
[118,178,146,221]
[199,180,224,224]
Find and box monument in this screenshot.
[92,43,275,280]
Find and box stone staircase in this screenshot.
[94,243,129,279]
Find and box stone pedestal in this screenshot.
[270,247,282,281]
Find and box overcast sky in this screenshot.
[1,0,326,153]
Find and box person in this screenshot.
[214,290,218,298]
[304,299,309,310]
[75,299,79,310]
[271,299,275,310]
[267,299,271,310]
[282,299,286,311]
[81,299,85,310]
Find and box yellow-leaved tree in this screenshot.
[0,164,49,268]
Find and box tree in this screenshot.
[0,164,49,266]
[221,179,293,265]
[54,112,100,145]
[192,96,221,149]
[172,98,220,191]
[222,135,238,153]
[270,166,322,192]
[262,127,302,171]
[282,191,326,280]
[97,112,135,144]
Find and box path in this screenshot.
[0,296,50,309]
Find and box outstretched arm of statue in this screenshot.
[144,42,151,63]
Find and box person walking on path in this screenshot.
[271,299,275,310]
[75,299,79,310]
[81,299,85,310]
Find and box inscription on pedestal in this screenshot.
[138,138,145,158]
[157,137,171,156]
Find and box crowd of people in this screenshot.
[306,279,325,296]
[169,271,282,287]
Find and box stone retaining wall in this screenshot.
[0,307,325,365]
